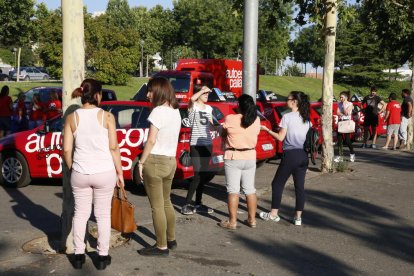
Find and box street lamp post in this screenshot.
[12,48,17,69]
[140,40,144,77]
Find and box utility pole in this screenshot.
[242,0,259,101]
[321,0,337,173]
[61,0,85,253]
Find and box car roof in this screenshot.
[101,100,151,107]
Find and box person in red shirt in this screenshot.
[382,92,401,150]
[0,86,13,137]
[45,90,62,120]
[28,93,45,129]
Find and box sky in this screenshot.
[37,0,173,12]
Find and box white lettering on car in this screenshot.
[27,128,148,178]
[226,69,243,89]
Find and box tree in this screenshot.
[173,0,243,58]
[33,5,63,79]
[361,0,414,149]
[0,0,35,82]
[290,25,324,74]
[85,14,140,85]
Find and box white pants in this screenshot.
[399,117,412,143]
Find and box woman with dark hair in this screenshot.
[28,93,44,129]
[260,91,310,226]
[334,91,355,162]
[63,79,124,270]
[0,85,13,137]
[181,83,214,215]
[218,94,261,230]
[137,77,181,257]
[45,90,62,120]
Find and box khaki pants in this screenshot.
[143,154,177,248]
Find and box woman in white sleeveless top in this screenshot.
[63,79,124,270]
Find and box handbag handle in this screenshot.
[113,186,128,200]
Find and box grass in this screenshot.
[1,76,410,101]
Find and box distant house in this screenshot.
[0,59,13,75]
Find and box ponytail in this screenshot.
[290,91,310,123]
[71,79,102,106]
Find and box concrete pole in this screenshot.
[321,0,337,173]
[16,48,21,83]
[61,0,84,253]
[242,0,259,101]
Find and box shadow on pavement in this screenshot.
[2,186,61,252]
[355,150,414,171]
[237,235,359,275]
[304,190,414,263]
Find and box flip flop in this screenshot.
[218,220,237,230]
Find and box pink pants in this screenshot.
[71,169,116,255]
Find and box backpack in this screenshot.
[303,122,319,165]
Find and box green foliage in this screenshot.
[85,15,140,85]
[290,25,324,69]
[33,5,62,78]
[0,0,35,46]
[173,0,243,58]
[283,64,303,77]
[0,48,14,65]
[334,5,390,86]
[361,0,414,64]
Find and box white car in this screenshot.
[11,67,50,81]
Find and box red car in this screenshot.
[207,101,276,165]
[0,101,223,188]
[256,96,322,155]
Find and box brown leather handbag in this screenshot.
[111,186,137,233]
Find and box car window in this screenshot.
[102,105,150,129]
[49,117,63,132]
[25,68,33,73]
[212,106,224,121]
[275,106,291,118]
[169,77,190,93]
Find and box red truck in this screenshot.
[133,59,249,102]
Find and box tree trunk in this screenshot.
[321,0,337,173]
[407,55,414,150]
[61,0,85,254]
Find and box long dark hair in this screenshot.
[147,77,179,109]
[0,85,9,97]
[72,78,102,106]
[238,94,257,128]
[289,91,310,123]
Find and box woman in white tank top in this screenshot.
[63,79,123,270]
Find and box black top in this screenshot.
[401,96,413,118]
[362,95,382,116]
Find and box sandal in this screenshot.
[218,220,237,230]
[259,212,280,222]
[245,220,257,228]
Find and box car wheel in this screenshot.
[24,76,30,81]
[0,151,31,188]
[3,77,9,81]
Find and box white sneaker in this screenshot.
[259,212,280,222]
[349,154,355,162]
[334,156,343,163]
[293,217,302,226]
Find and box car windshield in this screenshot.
[101,105,150,129]
[167,76,190,93]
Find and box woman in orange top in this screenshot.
[219,94,261,230]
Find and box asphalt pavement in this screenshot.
[0,138,413,275]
